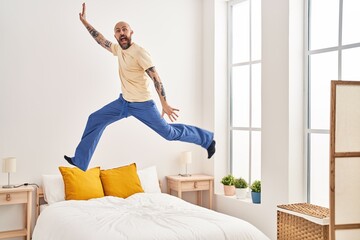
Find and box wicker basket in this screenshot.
[277,203,329,240]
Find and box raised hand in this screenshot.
[78,3,113,53]
[79,3,86,23]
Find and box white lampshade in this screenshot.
[2,157,16,173]
[181,151,192,165]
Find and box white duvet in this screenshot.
[32,193,269,240]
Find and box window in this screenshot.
[228,0,262,186]
[306,0,360,207]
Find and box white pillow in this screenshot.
[42,174,65,204]
[41,166,160,203]
[137,166,161,193]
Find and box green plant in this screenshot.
[221,174,235,186]
[234,177,248,189]
[250,180,261,193]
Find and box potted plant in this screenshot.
[234,177,248,199]
[221,174,235,196]
[250,180,261,204]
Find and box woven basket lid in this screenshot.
[277,203,329,219]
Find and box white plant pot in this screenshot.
[235,188,247,199]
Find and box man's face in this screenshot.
[114,22,133,50]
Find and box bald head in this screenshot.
[114,21,132,31]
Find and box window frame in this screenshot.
[228,0,262,186]
[305,0,360,205]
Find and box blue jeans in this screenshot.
[72,94,214,171]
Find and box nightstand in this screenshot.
[166,174,214,209]
[0,186,33,240]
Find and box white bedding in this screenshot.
[32,193,269,240]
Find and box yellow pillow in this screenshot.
[100,163,144,198]
[59,166,104,200]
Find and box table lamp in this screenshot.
[2,157,16,188]
[180,151,192,177]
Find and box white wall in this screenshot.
[202,0,228,193]
[0,0,207,236]
[0,0,207,187]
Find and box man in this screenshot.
[64,3,215,171]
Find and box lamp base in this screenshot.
[178,174,192,177]
[2,185,15,188]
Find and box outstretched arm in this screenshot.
[146,67,179,122]
[79,3,113,53]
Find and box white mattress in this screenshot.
[32,193,269,240]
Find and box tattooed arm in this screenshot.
[79,3,113,53]
[146,67,179,122]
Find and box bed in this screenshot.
[32,165,270,240]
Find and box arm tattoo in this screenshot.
[146,67,167,101]
[105,40,112,48]
[86,26,111,49]
[154,78,167,101]
[86,26,99,38]
[145,67,156,75]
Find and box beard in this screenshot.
[117,35,132,50]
